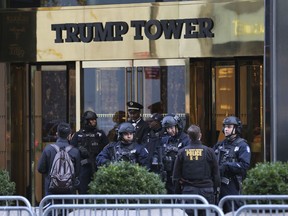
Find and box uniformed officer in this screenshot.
[153,114,190,194]
[96,122,149,168]
[173,124,220,216]
[143,113,165,169]
[70,110,109,194]
[127,101,149,144]
[213,116,251,213]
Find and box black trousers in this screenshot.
[182,186,214,216]
[219,179,242,214]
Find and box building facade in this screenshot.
[0,0,271,205]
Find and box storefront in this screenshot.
[0,0,264,204]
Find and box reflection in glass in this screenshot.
[83,67,126,134]
[83,64,186,135]
[42,70,67,142]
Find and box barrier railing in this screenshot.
[0,206,35,216]
[42,203,224,216]
[235,204,288,216]
[39,194,211,216]
[0,196,34,215]
[0,195,32,208]
[218,195,288,215]
[3,194,288,216]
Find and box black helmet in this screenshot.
[222,116,242,134]
[118,122,135,134]
[84,111,98,121]
[161,114,183,129]
[82,111,98,129]
[117,122,135,141]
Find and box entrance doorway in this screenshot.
[82,58,263,166]
[82,59,189,136]
[29,63,76,205]
[189,58,263,166]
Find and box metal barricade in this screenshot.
[0,196,32,208]
[235,204,288,216]
[42,203,224,216]
[38,194,212,216]
[0,196,34,216]
[218,195,288,215]
[0,206,35,216]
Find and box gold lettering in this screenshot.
[185,149,203,160]
[233,20,264,36]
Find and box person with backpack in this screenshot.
[37,122,81,195]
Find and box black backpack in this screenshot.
[48,144,75,194]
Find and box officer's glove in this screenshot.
[220,163,229,176]
[79,146,89,158]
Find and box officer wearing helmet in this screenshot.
[213,116,251,213]
[153,114,190,194]
[70,110,109,194]
[142,113,165,169]
[96,122,149,168]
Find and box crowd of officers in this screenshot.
[40,101,251,214]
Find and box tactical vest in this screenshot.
[162,136,181,172]
[215,138,245,165]
[112,142,137,163]
[182,146,211,180]
[78,130,102,159]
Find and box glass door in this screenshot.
[134,59,188,118]
[81,59,189,135]
[82,61,132,136]
[211,59,263,166]
[30,63,76,205]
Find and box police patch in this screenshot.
[246,146,250,153]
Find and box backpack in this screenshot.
[48,144,75,194]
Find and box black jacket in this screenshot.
[173,140,221,189]
[129,118,150,144]
[37,138,81,195]
[96,141,149,168]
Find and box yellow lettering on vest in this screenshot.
[185,149,203,160]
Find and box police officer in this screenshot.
[153,114,190,194]
[70,110,109,194]
[127,101,149,144]
[96,122,149,168]
[143,113,165,169]
[213,116,251,213]
[173,124,220,216]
